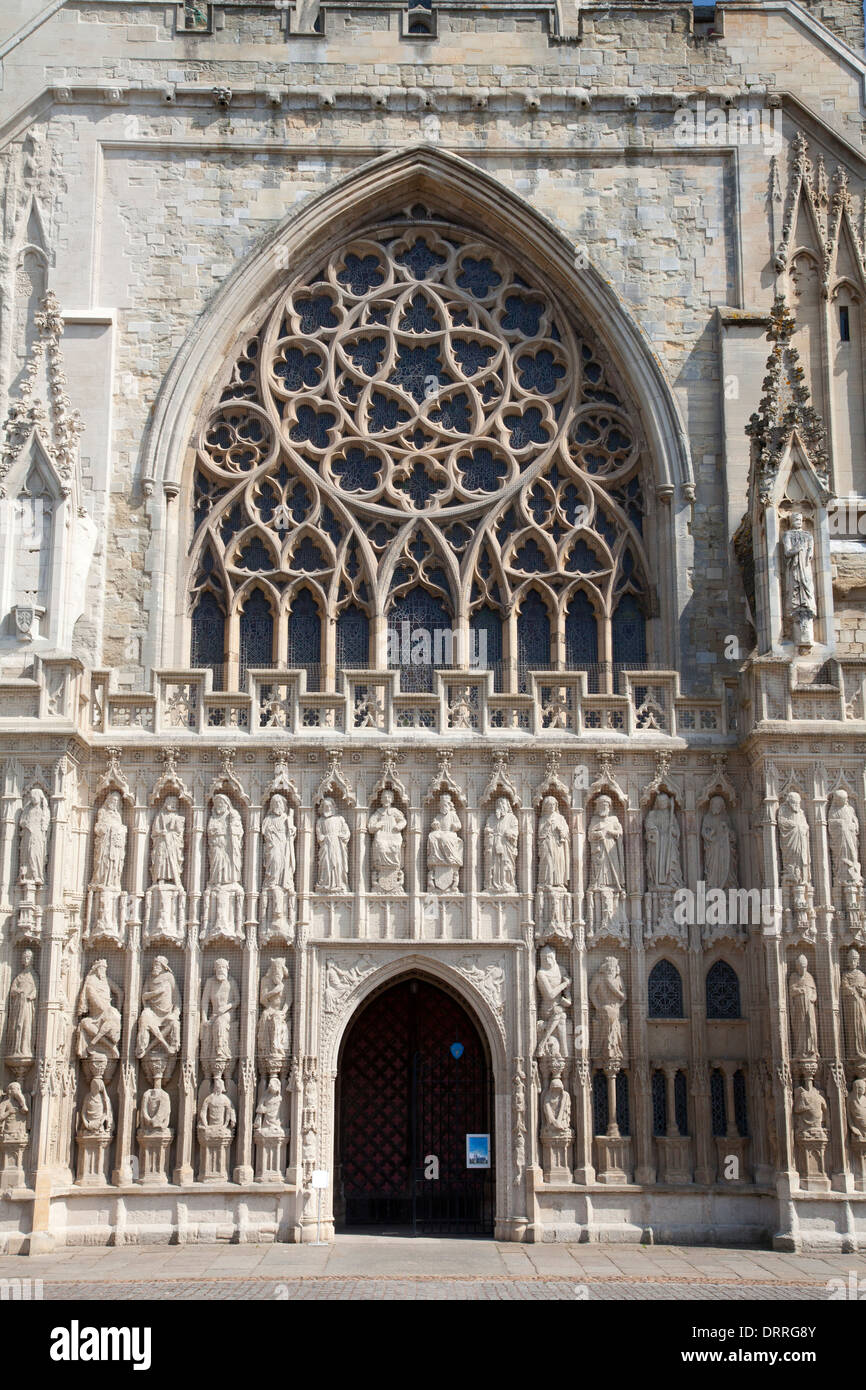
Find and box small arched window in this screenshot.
[288,588,322,690]
[191,590,226,691]
[648,959,684,1019]
[239,588,274,685]
[565,590,599,690]
[470,605,503,691]
[706,960,741,1020]
[611,593,646,682]
[336,604,369,670]
[517,589,550,691]
[388,586,452,693]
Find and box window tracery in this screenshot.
[189,214,652,689]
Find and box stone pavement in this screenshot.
[1,1236,863,1300]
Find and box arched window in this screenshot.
[288,588,322,691]
[238,588,273,685]
[647,959,684,1019]
[710,1068,726,1136]
[336,604,369,670]
[517,589,550,691]
[191,590,226,691]
[706,961,741,1020]
[565,589,599,691]
[388,586,452,693]
[611,593,646,680]
[470,605,503,691]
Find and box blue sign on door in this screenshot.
[450,1042,464,1059]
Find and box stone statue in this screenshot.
[198,1076,235,1135]
[146,796,186,942]
[792,1075,827,1141]
[484,796,519,893]
[644,792,683,890]
[6,948,38,1059]
[256,958,291,1063]
[75,959,123,1060]
[541,1071,572,1137]
[139,1077,171,1136]
[260,793,296,939]
[322,955,374,1014]
[828,790,862,889]
[589,956,626,1064]
[202,793,244,941]
[701,795,738,890]
[368,790,406,894]
[848,1078,866,1143]
[254,1076,284,1136]
[200,958,239,1069]
[315,797,350,893]
[535,944,572,1057]
[782,512,816,648]
[778,791,810,884]
[92,791,127,890]
[0,1082,28,1141]
[538,796,569,890]
[841,947,866,1064]
[788,954,819,1060]
[135,957,181,1062]
[18,787,49,885]
[78,1075,113,1135]
[426,793,463,893]
[587,794,628,939]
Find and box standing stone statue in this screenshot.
[146,796,186,943]
[788,954,819,1060]
[587,794,628,940]
[828,790,862,889]
[782,512,816,648]
[88,791,128,941]
[484,796,519,893]
[368,790,406,894]
[589,956,626,1064]
[535,944,572,1057]
[315,797,350,893]
[260,793,297,939]
[426,793,463,893]
[75,959,123,1060]
[644,792,683,890]
[536,796,570,939]
[202,793,244,942]
[256,958,291,1064]
[848,1078,866,1142]
[18,787,49,885]
[6,948,38,1060]
[778,790,810,884]
[200,958,239,1071]
[135,957,181,1064]
[701,795,738,890]
[841,947,866,1064]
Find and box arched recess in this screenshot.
[140,145,693,678]
[323,955,510,1237]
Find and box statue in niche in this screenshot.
[139,1076,171,1136]
[484,796,519,893]
[848,1078,866,1142]
[368,790,406,894]
[644,792,683,890]
[198,1076,235,1135]
[828,790,862,890]
[254,1076,284,1137]
[587,794,628,938]
[260,793,296,940]
[6,948,38,1059]
[135,957,181,1063]
[792,1075,827,1141]
[540,1069,572,1138]
[200,958,239,1069]
[535,945,572,1057]
[589,957,626,1064]
[75,959,123,1060]
[788,954,819,1060]
[315,797,350,894]
[782,512,817,649]
[257,958,291,1063]
[841,947,866,1064]
[701,796,738,890]
[202,794,244,942]
[147,796,185,943]
[778,791,811,884]
[426,793,463,893]
[88,791,128,941]
[78,1074,113,1135]
[18,787,49,885]
[536,796,570,939]
[0,1082,28,1141]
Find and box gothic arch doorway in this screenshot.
[335,975,494,1235]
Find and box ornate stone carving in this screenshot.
[841,947,866,1067]
[260,792,297,940]
[5,948,38,1067]
[368,790,406,894]
[456,954,505,1016]
[17,786,49,885]
[135,957,181,1085]
[782,512,816,650]
[539,1055,573,1182]
[589,956,626,1064]
[483,796,519,893]
[145,795,186,945]
[137,1074,172,1184]
[0,1082,29,1189]
[828,789,865,936]
[199,958,239,1078]
[257,958,292,1071]
[847,1078,866,1141]
[535,795,571,944]
[197,1077,236,1182]
[586,793,628,945]
[323,954,375,1014]
[788,954,819,1061]
[253,1076,287,1182]
[778,790,811,884]
[535,945,571,1058]
[426,792,463,894]
[201,793,245,943]
[75,959,123,1062]
[85,790,128,943]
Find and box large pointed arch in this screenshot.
[141,145,692,674]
